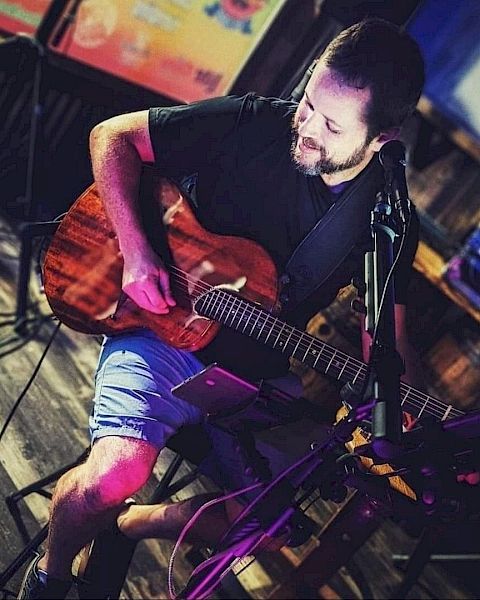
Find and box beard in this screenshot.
[290,123,370,177]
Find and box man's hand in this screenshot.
[122,246,176,314]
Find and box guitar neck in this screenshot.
[195,288,464,422]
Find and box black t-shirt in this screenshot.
[148,94,419,381]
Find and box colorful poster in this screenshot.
[0,0,53,35]
[49,0,287,102]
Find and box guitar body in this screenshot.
[43,173,279,351]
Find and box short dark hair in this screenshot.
[321,18,425,139]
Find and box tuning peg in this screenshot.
[351,298,367,315]
[351,276,366,296]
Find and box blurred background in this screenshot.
[0,1,480,599]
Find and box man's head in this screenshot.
[291,18,425,179]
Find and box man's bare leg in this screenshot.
[37,436,159,580]
[116,495,286,553]
[116,493,239,547]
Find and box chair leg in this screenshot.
[149,453,184,503]
[0,450,89,589]
[391,524,444,599]
[5,449,89,544]
[0,524,48,589]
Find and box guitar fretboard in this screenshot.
[195,288,464,422]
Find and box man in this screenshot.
[19,18,424,599]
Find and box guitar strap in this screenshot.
[281,155,384,311]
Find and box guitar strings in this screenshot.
[167,265,463,420]
[170,267,458,420]
[167,266,461,420]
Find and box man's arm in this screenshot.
[89,110,175,314]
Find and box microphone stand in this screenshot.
[180,405,369,599]
[363,174,405,459]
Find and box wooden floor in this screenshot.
[0,215,478,600]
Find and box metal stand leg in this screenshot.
[0,449,89,590]
[391,524,444,599]
[14,220,60,335]
[0,525,49,589]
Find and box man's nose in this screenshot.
[298,112,323,142]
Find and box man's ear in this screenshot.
[370,128,401,152]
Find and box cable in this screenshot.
[172,425,364,598]
[187,531,268,600]
[355,214,412,406]
[168,482,263,600]
[370,216,411,354]
[35,211,66,290]
[0,319,61,443]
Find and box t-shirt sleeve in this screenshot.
[148,95,253,178]
[393,205,420,304]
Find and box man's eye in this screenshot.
[304,97,313,110]
[327,122,341,135]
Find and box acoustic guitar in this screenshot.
[43,174,465,500]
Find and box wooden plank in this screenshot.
[414,240,480,323]
[417,96,480,164]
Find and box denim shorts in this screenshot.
[89,329,205,449]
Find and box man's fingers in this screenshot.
[123,281,168,314]
[158,270,176,307]
[142,280,170,313]
[122,267,175,314]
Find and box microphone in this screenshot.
[379,140,410,227]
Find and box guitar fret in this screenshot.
[222,293,236,324]
[263,320,277,345]
[217,292,232,324]
[239,303,251,331]
[210,291,224,320]
[281,327,294,353]
[401,387,409,406]
[202,290,216,319]
[241,304,254,332]
[352,367,362,385]
[226,297,242,327]
[337,358,347,381]
[248,309,262,336]
[255,315,268,340]
[313,342,326,368]
[302,337,314,362]
[441,405,452,421]
[325,349,337,374]
[417,396,429,418]
[272,323,286,348]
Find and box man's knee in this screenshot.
[80,436,160,511]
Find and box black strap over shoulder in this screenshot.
[281,156,384,311]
